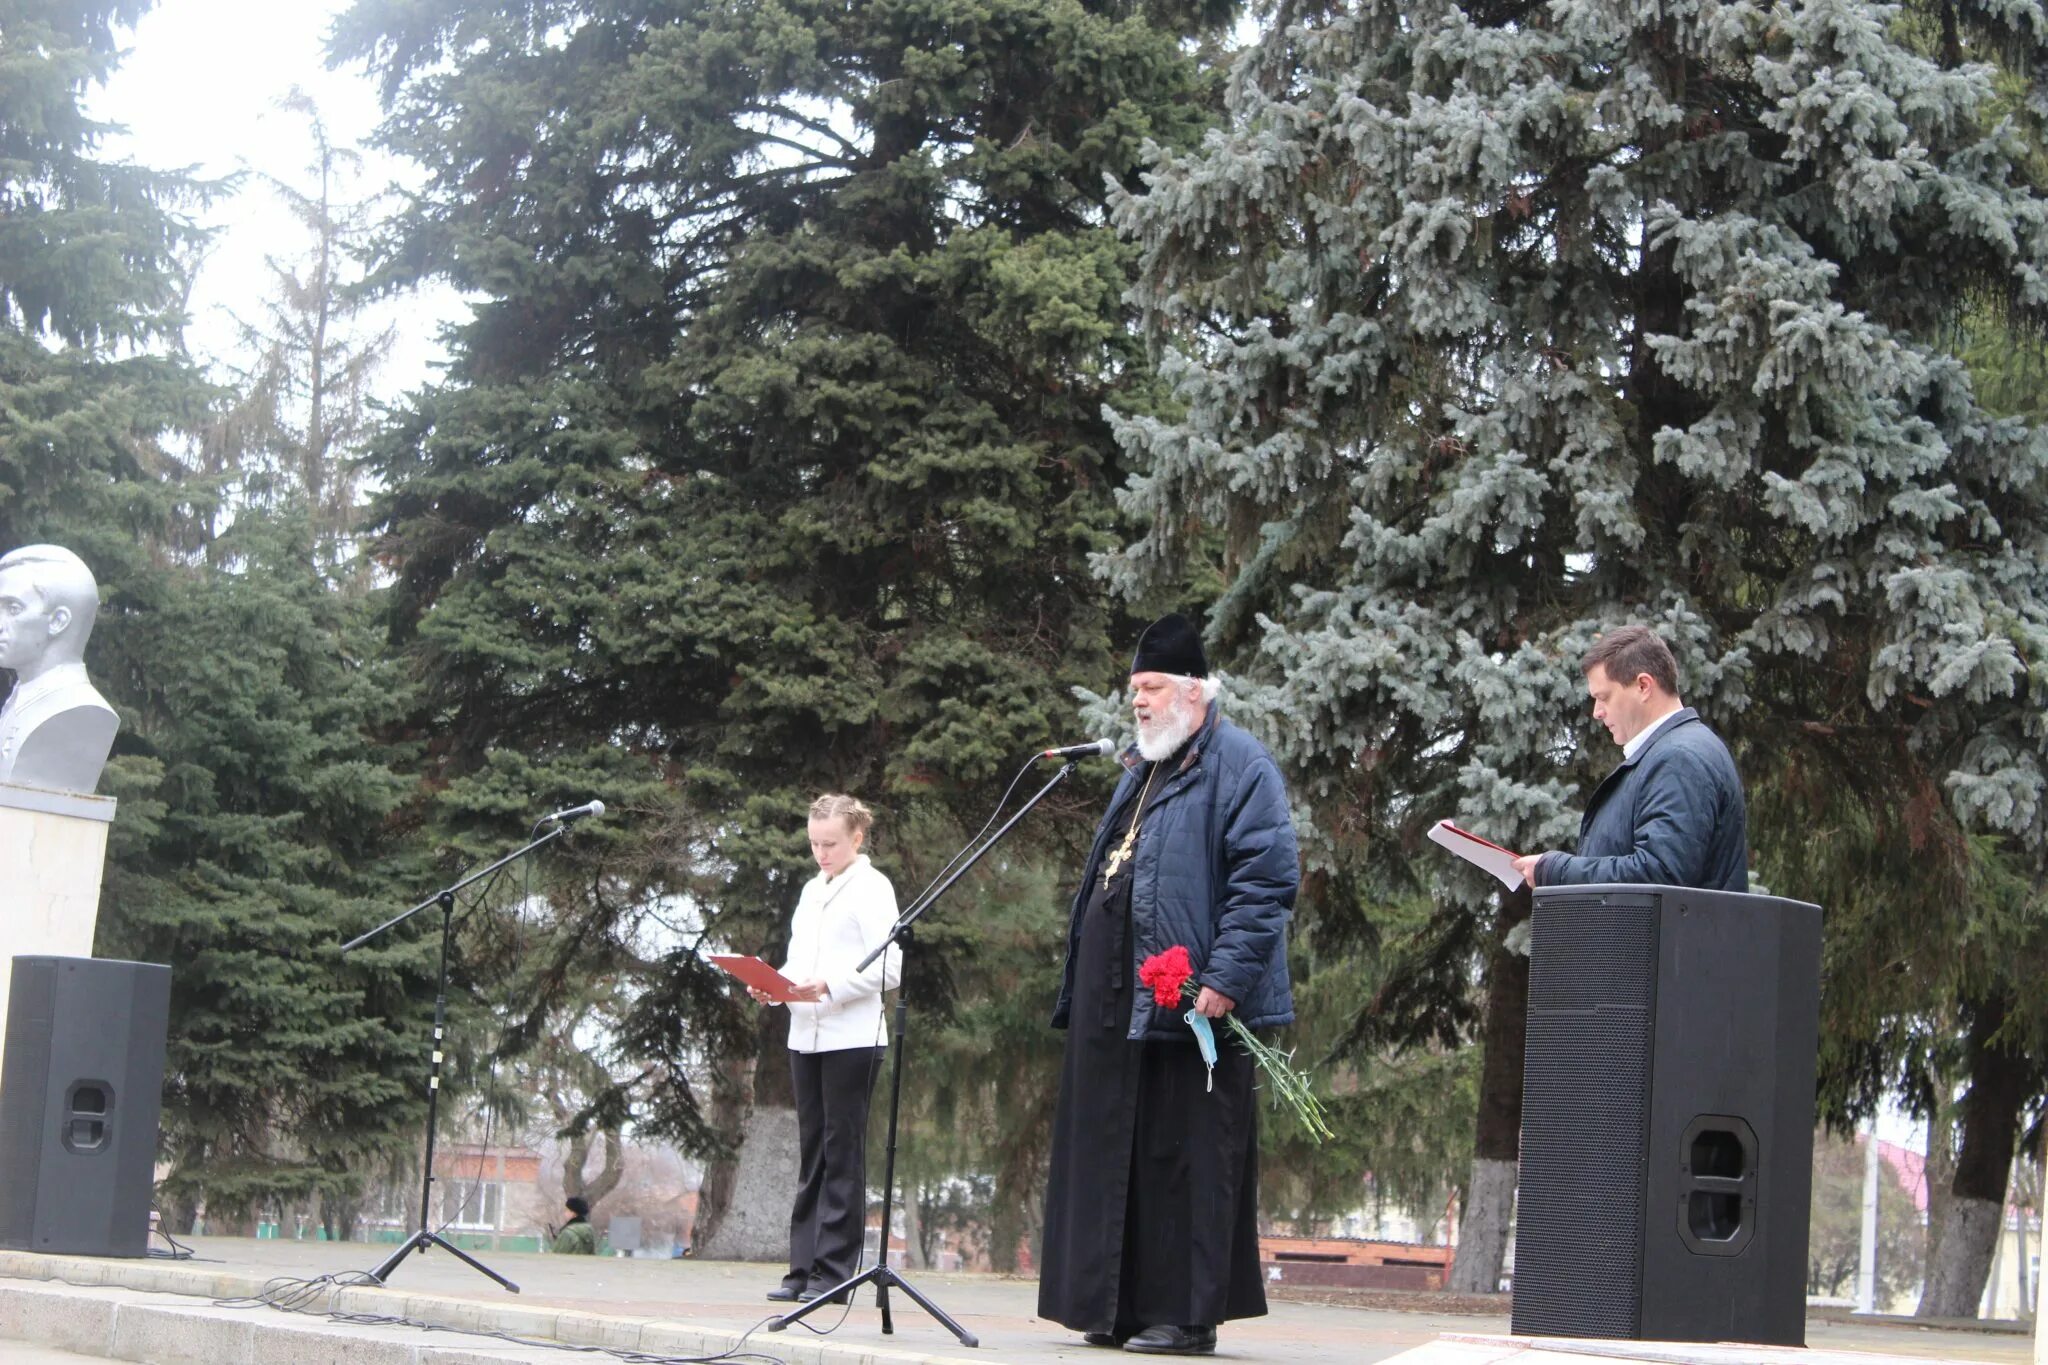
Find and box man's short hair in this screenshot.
[565,1195,590,1218]
[1581,625,1679,696]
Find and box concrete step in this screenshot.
[1,1239,2023,1365]
[1383,1334,2021,1365]
[0,1345,112,1365]
[0,1245,1006,1365]
[0,1278,624,1364]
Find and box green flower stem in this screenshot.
[1182,985,1333,1143]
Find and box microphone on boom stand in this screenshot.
[535,798,606,825]
[1037,738,1115,761]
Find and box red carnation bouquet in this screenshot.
[1137,945,1332,1142]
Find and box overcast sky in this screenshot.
[87,0,463,395]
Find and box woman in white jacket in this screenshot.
[754,793,902,1303]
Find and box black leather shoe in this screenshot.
[1124,1324,1216,1355]
[1083,1331,1126,1347]
[765,1284,803,1302]
[799,1285,852,1305]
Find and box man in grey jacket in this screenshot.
[1511,625,1748,892]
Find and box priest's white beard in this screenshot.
[1136,703,1201,762]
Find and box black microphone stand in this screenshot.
[771,756,1090,1347]
[340,818,586,1293]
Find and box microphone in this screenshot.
[537,799,606,825]
[1039,739,1116,761]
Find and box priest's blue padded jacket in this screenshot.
[1052,704,1299,1040]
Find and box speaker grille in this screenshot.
[1511,895,1657,1338]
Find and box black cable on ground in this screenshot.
[209,1270,790,1365]
[146,1226,195,1260]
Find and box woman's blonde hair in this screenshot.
[808,793,874,837]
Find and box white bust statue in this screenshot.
[0,545,119,793]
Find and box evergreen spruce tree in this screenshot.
[1106,0,2048,1297]
[3,0,440,1233]
[95,512,436,1230]
[332,0,1232,1254]
[0,0,214,561]
[204,91,397,579]
[899,855,1072,1271]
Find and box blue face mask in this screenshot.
[1184,1009,1217,1092]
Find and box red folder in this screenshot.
[710,954,802,1003]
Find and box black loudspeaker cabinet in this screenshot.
[1510,884,1821,1346]
[0,956,172,1257]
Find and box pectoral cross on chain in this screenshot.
[1101,842,1132,886]
[1099,763,1160,890]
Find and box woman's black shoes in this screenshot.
[768,1282,855,1304]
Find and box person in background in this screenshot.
[751,793,902,1304]
[553,1195,596,1255]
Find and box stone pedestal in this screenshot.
[0,780,115,1054]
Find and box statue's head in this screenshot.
[0,545,100,674]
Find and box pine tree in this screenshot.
[898,854,1073,1272]
[2,1,444,1233]
[94,512,437,1228]
[1105,0,2048,1296]
[204,90,397,579]
[331,0,1233,1253]
[0,0,215,560]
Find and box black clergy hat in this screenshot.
[1130,613,1208,678]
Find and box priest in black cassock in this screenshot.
[1038,613,1300,1357]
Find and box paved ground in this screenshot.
[50,1235,1484,1362]
[0,1236,2032,1365]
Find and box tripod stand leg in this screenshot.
[367,1232,421,1284]
[424,1231,521,1293]
[770,1263,973,1344]
[365,1229,522,1294]
[764,1252,976,1345]
[871,1267,976,1347]
[768,1264,885,1333]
